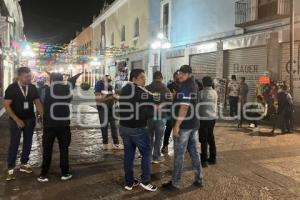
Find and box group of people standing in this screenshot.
[3,65,220,192]
[227,74,294,134]
[4,67,82,182]
[117,65,219,191]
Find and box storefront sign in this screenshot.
[233,63,258,74]
[166,49,185,59]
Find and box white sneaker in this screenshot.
[20,164,33,174]
[249,123,256,128]
[113,144,124,150]
[124,179,140,191]
[6,169,16,181]
[37,176,49,183]
[140,183,158,192]
[61,174,73,181]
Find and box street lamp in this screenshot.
[151,33,171,72]
[21,45,36,58]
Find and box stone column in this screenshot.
[216,41,224,78]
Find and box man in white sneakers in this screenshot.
[4,67,43,181]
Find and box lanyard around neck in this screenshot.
[18,82,28,99]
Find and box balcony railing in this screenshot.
[235,0,290,27]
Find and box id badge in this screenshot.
[24,102,29,110]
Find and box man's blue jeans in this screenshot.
[120,126,151,186]
[172,129,203,188]
[147,119,166,161]
[7,118,36,169]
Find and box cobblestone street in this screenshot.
[1,94,300,200]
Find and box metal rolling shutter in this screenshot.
[280,42,300,103]
[190,52,217,80]
[224,46,267,102]
[165,57,185,82]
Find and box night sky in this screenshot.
[20,0,115,44]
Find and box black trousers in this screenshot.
[229,96,239,117]
[162,118,173,148]
[41,126,71,176]
[199,120,216,162]
[279,108,293,132]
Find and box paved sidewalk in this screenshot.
[1,117,300,199]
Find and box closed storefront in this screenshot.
[164,49,187,83]
[224,46,267,101]
[164,57,186,82]
[280,42,300,104]
[190,52,217,81]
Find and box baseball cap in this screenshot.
[50,73,63,82]
[178,65,192,74]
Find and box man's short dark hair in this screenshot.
[153,71,163,80]
[50,73,63,82]
[179,65,192,74]
[130,69,145,81]
[232,75,237,80]
[241,77,245,81]
[202,76,213,87]
[17,67,31,76]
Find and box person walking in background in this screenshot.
[163,65,203,190]
[161,71,180,154]
[198,76,218,168]
[37,72,82,183]
[276,85,293,134]
[146,71,172,164]
[3,67,44,181]
[227,75,240,117]
[119,69,158,192]
[238,77,248,127]
[95,75,122,150]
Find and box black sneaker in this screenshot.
[37,175,49,183]
[162,181,179,191]
[207,159,217,165]
[193,181,204,188]
[201,161,208,168]
[124,179,140,191]
[61,174,72,181]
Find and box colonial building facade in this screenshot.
[162,0,300,103]
[0,0,24,96]
[90,0,160,84]
[69,27,93,86]
[86,0,300,104]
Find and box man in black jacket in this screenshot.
[37,72,82,182]
[119,69,157,192]
[146,71,172,163]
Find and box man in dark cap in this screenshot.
[37,71,82,183]
[163,65,203,190]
